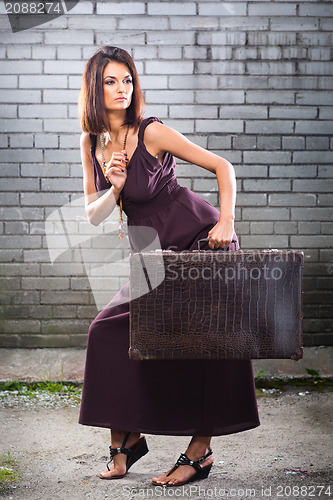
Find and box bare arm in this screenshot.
[80,132,126,226]
[144,122,236,248]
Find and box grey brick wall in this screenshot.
[0,0,332,347]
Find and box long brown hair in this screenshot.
[78,46,145,135]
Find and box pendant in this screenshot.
[118,216,125,240]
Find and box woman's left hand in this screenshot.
[207,218,235,249]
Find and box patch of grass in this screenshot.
[0,380,82,396]
[0,451,20,492]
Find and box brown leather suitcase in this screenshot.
[129,239,304,361]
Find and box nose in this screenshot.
[117,81,126,93]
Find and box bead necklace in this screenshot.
[100,123,129,240]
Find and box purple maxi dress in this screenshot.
[79,117,260,436]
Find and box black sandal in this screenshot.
[100,431,149,480]
[152,449,213,487]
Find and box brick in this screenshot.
[146,90,194,104]
[2,90,41,103]
[148,3,196,15]
[19,75,67,89]
[139,75,168,89]
[0,262,39,276]
[299,4,333,17]
[268,194,317,207]
[19,105,67,118]
[4,221,29,234]
[0,193,19,206]
[97,2,145,14]
[236,193,267,206]
[0,105,17,118]
[0,250,23,262]
[169,75,218,89]
[41,178,83,191]
[133,46,158,60]
[44,119,81,133]
[271,17,319,31]
[146,61,194,75]
[51,306,78,319]
[296,92,333,105]
[96,31,146,46]
[0,60,42,74]
[199,3,247,15]
[7,47,31,59]
[31,46,56,59]
[250,222,274,234]
[45,31,94,45]
[0,31,43,44]
[220,106,267,119]
[0,207,43,221]
[147,31,195,45]
[197,31,246,46]
[195,120,243,133]
[193,178,218,192]
[257,137,281,150]
[298,33,333,47]
[21,193,69,206]
[0,149,43,163]
[158,47,182,60]
[282,47,307,60]
[293,151,333,164]
[318,166,333,178]
[298,62,333,76]
[22,277,69,290]
[246,121,293,134]
[319,77,333,90]
[274,222,298,234]
[249,3,296,15]
[0,75,18,88]
[41,319,90,335]
[68,16,116,30]
[269,106,316,119]
[319,107,333,119]
[9,134,33,148]
[170,17,219,30]
[247,32,297,46]
[291,236,333,249]
[293,179,333,192]
[232,136,257,150]
[282,137,305,150]
[44,60,85,74]
[0,119,43,133]
[184,47,208,60]
[269,76,317,90]
[196,61,245,75]
[298,222,321,235]
[241,235,289,249]
[291,208,333,221]
[119,17,168,30]
[309,48,331,61]
[242,208,289,220]
[270,165,317,178]
[234,165,269,178]
[244,151,291,164]
[0,320,40,334]
[246,91,294,104]
[170,105,217,119]
[0,235,41,249]
[244,179,291,192]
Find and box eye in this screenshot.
[124,78,132,84]
[105,80,115,85]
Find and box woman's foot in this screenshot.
[152,437,214,486]
[99,430,141,479]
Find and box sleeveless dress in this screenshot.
[78,117,260,436]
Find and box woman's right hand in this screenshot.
[104,149,128,193]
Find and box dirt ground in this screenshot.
[0,387,332,500]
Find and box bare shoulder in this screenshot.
[144,120,175,148]
[80,131,92,152]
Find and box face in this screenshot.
[102,61,133,111]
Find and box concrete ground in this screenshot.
[0,347,332,500]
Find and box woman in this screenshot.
[78,46,260,487]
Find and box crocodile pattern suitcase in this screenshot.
[129,240,304,361]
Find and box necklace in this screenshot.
[100,123,129,240]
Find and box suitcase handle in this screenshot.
[197,237,237,251]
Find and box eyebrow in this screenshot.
[104,74,132,80]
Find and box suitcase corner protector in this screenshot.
[291,347,304,361]
[128,348,144,362]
